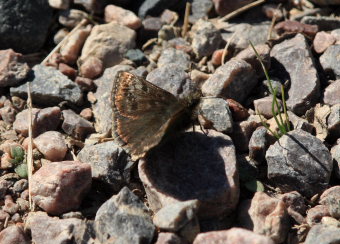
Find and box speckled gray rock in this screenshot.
[0,1,52,53]
[146,64,198,99]
[62,109,95,140]
[138,0,184,19]
[78,141,134,191]
[323,80,340,106]
[221,22,270,51]
[158,48,191,70]
[266,130,333,197]
[249,126,273,162]
[288,111,315,134]
[270,34,320,115]
[189,0,214,24]
[27,211,95,244]
[153,200,199,231]
[198,97,233,133]
[320,45,340,79]
[190,19,223,58]
[305,224,340,244]
[327,104,340,141]
[92,65,133,134]
[231,115,262,152]
[201,59,257,103]
[139,130,239,219]
[153,200,200,242]
[10,65,83,106]
[95,187,155,244]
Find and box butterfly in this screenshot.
[111,71,201,160]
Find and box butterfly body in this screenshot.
[111,71,200,160]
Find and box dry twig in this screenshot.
[181,2,191,37]
[218,0,266,22]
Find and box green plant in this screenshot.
[10,146,28,178]
[249,42,291,139]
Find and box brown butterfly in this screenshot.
[111,71,200,160]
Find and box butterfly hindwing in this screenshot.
[111,71,186,160]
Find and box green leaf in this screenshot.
[14,164,28,178]
[11,146,25,161]
[244,180,264,192]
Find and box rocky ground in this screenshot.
[0,0,340,243]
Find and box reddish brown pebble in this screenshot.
[58,63,77,80]
[80,57,103,79]
[80,108,93,120]
[105,5,142,30]
[211,49,224,66]
[75,76,95,91]
[313,31,336,54]
[46,53,63,68]
[227,99,250,121]
[275,20,318,37]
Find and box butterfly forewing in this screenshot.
[111,71,186,160]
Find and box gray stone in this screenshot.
[78,141,134,191]
[327,104,340,141]
[270,34,320,115]
[266,130,333,197]
[95,187,155,244]
[305,224,340,244]
[301,16,340,31]
[234,44,271,79]
[125,49,148,66]
[320,45,340,79]
[27,211,95,244]
[0,1,52,53]
[191,19,223,58]
[138,0,184,19]
[249,126,273,162]
[189,0,214,24]
[220,22,270,51]
[154,200,200,242]
[139,130,239,219]
[324,80,340,106]
[231,115,262,152]
[0,49,30,87]
[92,65,133,134]
[198,97,233,133]
[201,59,257,103]
[158,48,191,70]
[153,200,199,231]
[10,65,83,106]
[62,109,95,140]
[146,64,198,100]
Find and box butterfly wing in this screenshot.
[111,71,186,160]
